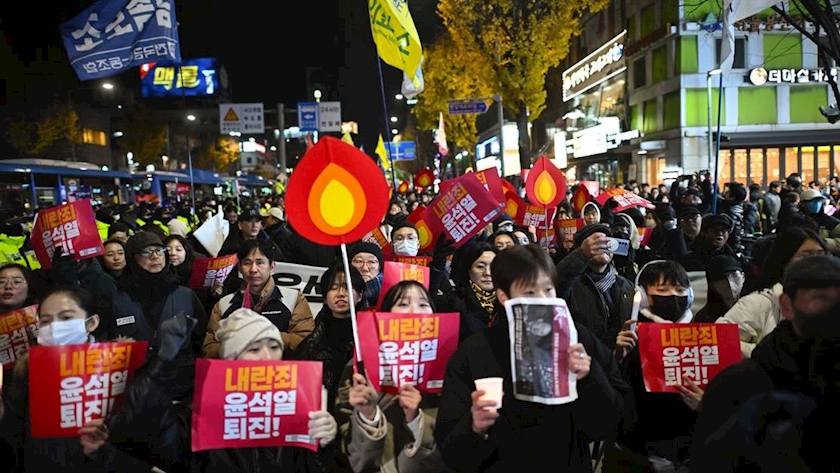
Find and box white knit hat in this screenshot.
[215,308,284,359]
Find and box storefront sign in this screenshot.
[570,117,640,159]
[749,66,839,86]
[563,30,627,102]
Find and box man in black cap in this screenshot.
[680,214,737,272]
[691,255,840,471]
[678,205,702,248]
[218,207,282,258]
[556,224,635,349]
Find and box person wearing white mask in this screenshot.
[391,221,420,257]
[2,287,145,472]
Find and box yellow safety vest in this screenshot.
[0,234,41,271]
[96,220,109,242]
[176,215,192,233]
[153,220,170,236]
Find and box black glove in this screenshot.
[50,246,79,286]
[156,312,198,362]
[431,233,456,271]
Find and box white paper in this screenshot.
[504,297,578,405]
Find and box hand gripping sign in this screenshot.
[191,359,324,452]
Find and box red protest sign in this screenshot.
[638,323,741,393]
[535,226,555,247]
[638,226,652,247]
[406,205,440,254]
[518,204,555,228]
[361,226,392,255]
[504,189,526,220]
[525,156,567,209]
[357,312,459,394]
[189,255,239,289]
[285,137,389,246]
[32,200,104,270]
[376,261,430,308]
[429,173,501,248]
[28,341,149,437]
[386,255,431,267]
[474,168,506,205]
[191,359,324,452]
[596,188,655,212]
[554,218,585,249]
[0,304,38,369]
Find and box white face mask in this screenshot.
[499,224,514,233]
[393,239,419,256]
[37,318,90,346]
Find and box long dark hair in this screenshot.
[757,227,828,291]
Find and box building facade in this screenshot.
[553,0,840,189]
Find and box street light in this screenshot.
[67,81,116,161]
[187,114,196,121]
[391,128,399,135]
[390,116,398,123]
[313,89,322,102]
[102,83,114,90]
[395,94,404,100]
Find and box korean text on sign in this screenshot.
[191,360,324,452]
[0,305,38,369]
[32,200,105,271]
[28,341,149,438]
[432,182,482,244]
[357,312,460,394]
[637,323,741,393]
[189,255,238,289]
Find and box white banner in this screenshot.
[272,262,329,316]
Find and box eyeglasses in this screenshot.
[0,277,26,287]
[352,258,379,268]
[139,247,167,259]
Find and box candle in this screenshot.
[630,289,642,322]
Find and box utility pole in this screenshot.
[495,94,505,178]
[277,103,286,171]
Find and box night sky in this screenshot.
[2,0,443,151]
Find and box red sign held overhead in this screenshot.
[525,156,567,209]
[286,137,390,246]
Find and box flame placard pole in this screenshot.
[340,242,365,377]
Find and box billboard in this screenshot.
[140,58,218,98]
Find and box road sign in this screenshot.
[219,103,265,134]
[297,101,343,132]
[297,102,319,132]
[386,141,416,161]
[448,99,489,115]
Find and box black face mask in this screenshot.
[795,306,840,343]
[649,295,689,322]
[384,213,405,226]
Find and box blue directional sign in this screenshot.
[297,102,319,132]
[386,141,416,161]
[448,99,489,115]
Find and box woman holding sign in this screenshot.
[0,287,155,472]
[337,281,450,473]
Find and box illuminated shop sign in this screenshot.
[140,57,218,97]
[749,66,840,86]
[563,30,627,102]
[570,117,640,158]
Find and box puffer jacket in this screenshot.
[716,283,781,358]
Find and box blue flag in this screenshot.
[60,0,181,81]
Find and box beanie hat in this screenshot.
[215,308,284,360]
[348,241,384,269]
[573,224,612,249]
[124,231,163,256]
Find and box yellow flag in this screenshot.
[341,132,355,145]
[368,0,422,85]
[375,134,391,171]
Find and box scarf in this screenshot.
[590,264,617,294]
[363,273,383,308]
[469,280,497,315]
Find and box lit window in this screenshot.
[82,128,106,146]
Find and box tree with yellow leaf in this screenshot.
[198,136,241,172]
[118,104,168,167]
[412,34,494,151]
[6,104,83,159]
[437,0,609,169]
